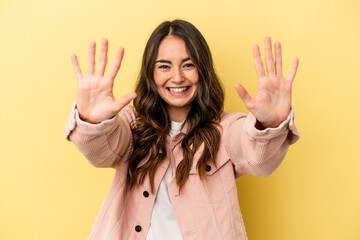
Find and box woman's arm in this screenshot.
[224,109,299,178]
[226,37,300,177]
[65,39,137,168]
[65,103,135,168]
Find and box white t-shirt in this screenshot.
[145,121,183,240]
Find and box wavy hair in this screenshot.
[127,19,224,193]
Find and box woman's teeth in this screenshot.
[168,87,189,93]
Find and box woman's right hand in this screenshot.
[71,38,137,124]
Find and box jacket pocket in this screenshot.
[188,145,236,202]
[189,144,231,176]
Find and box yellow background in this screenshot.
[1,0,359,239]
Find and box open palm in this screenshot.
[71,39,137,124]
[235,37,299,128]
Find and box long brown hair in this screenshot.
[127,19,224,193]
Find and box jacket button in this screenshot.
[143,191,149,198]
[205,165,211,172]
[135,225,142,232]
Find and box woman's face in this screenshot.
[153,36,199,122]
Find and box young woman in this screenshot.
[65,19,299,240]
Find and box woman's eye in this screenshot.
[184,63,195,68]
[159,65,170,69]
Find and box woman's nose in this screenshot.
[172,68,184,83]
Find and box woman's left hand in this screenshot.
[235,37,299,128]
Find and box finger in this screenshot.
[274,41,283,76]
[234,83,254,110]
[253,45,265,78]
[88,41,96,75]
[108,47,124,80]
[71,54,83,81]
[113,92,137,113]
[287,58,299,83]
[97,38,108,76]
[264,37,275,75]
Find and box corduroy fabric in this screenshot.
[65,103,299,240]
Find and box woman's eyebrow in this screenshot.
[181,57,191,63]
[155,57,191,64]
[155,59,171,64]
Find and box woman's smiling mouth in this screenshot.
[166,86,191,94]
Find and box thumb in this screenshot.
[113,92,137,113]
[234,83,254,109]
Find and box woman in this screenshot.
[65,19,299,240]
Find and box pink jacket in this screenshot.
[65,104,299,240]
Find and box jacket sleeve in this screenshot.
[64,102,135,168]
[224,108,299,178]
